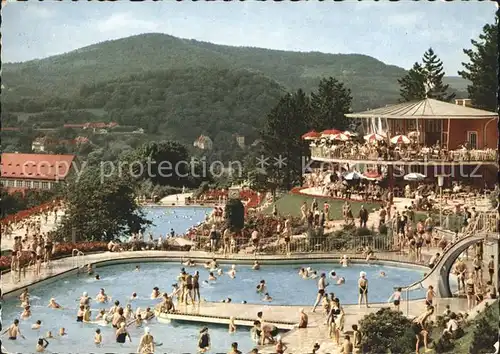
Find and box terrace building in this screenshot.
[307,98,498,189]
[0,153,76,192]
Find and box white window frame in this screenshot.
[467,131,478,149]
[41,181,49,190]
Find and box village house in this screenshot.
[193,135,213,150]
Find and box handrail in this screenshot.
[72,249,85,268]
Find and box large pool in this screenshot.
[142,206,213,238]
[1,261,425,353]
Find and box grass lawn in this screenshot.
[262,193,382,220]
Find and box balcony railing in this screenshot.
[310,146,498,163]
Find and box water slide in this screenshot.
[402,232,497,297]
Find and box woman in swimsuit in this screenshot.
[198,327,210,353]
[115,322,131,344]
[358,272,369,308]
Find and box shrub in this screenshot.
[378,223,388,235]
[469,302,498,354]
[359,307,415,354]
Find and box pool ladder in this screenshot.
[72,249,85,269]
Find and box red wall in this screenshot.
[447,118,498,149]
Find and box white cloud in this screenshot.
[386,12,424,28]
[25,6,55,19]
[96,13,162,33]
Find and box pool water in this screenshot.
[142,206,213,238]
[1,262,425,353]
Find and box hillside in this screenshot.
[2,67,286,153]
[2,33,413,110]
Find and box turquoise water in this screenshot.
[142,206,213,238]
[1,262,425,353]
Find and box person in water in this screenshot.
[2,319,26,340]
[32,320,42,330]
[94,328,102,346]
[198,327,210,353]
[96,288,109,303]
[256,280,266,293]
[35,337,49,352]
[76,305,85,322]
[263,293,273,302]
[228,316,236,333]
[336,277,346,285]
[80,292,91,306]
[151,287,161,299]
[358,272,369,308]
[47,298,61,309]
[137,327,155,354]
[59,328,67,336]
[252,261,261,270]
[115,322,132,344]
[22,305,32,319]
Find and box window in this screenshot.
[24,180,31,188]
[425,119,442,133]
[33,181,40,189]
[41,182,49,190]
[7,180,15,187]
[467,131,478,149]
[406,119,417,131]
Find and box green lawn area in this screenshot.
[262,193,382,220]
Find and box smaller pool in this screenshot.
[142,206,212,238]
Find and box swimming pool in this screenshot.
[142,206,213,238]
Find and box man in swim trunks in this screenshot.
[2,319,25,340]
[312,273,328,312]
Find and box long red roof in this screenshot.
[1,153,76,181]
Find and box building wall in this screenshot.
[448,118,498,149]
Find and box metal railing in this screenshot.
[72,249,84,268]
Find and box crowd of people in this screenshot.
[310,137,497,162]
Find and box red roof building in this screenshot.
[0,153,76,191]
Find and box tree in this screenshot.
[469,301,498,353]
[55,166,150,242]
[398,49,455,102]
[458,15,498,111]
[422,48,455,102]
[261,90,311,190]
[398,62,426,102]
[359,308,415,354]
[311,77,352,131]
[224,198,245,232]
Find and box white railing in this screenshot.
[72,249,84,268]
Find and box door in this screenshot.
[467,131,478,149]
[424,119,443,146]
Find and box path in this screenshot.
[159,193,193,206]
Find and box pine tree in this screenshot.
[310,77,352,130]
[422,48,456,102]
[458,13,498,112]
[398,62,426,102]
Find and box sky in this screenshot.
[2,0,496,75]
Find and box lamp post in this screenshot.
[437,175,444,227]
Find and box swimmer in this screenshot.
[263,293,273,302]
[32,320,42,330]
[330,271,338,279]
[115,322,131,344]
[36,337,49,352]
[95,274,100,280]
[340,255,350,267]
[151,287,160,299]
[76,305,85,322]
[95,309,107,321]
[131,292,138,300]
[135,265,140,272]
[208,272,217,281]
[182,259,196,267]
[124,304,136,320]
[209,258,218,269]
[83,305,92,322]
[19,288,30,304]
[47,298,61,309]
[229,316,237,333]
[310,271,319,279]
[59,327,67,336]
[379,271,386,277]
[80,292,91,306]
[46,331,53,338]
[94,329,102,346]
[2,319,25,340]
[228,265,236,279]
[217,268,223,276]
[256,280,267,294]
[96,288,109,303]
[252,261,261,270]
[109,300,121,315]
[87,264,94,275]
[21,305,32,319]
[336,277,345,285]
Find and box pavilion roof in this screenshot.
[346,98,498,120]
